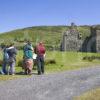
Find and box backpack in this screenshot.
[8,48,17,55]
[4,52,9,60]
[4,49,9,60]
[7,47,17,62]
[24,44,33,59]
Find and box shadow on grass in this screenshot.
[15,71,38,75]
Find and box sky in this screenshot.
[0,0,100,33]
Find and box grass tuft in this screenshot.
[74,88,100,100]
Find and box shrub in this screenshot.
[0,60,3,66]
[45,59,56,65]
[17,60,23,67]
[83,56,100,61]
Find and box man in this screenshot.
[23,41,33,75]
[35,42,46,75]
[7,43,17,75]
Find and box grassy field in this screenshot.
[45,51,100,72]
[75,88,100,100]
[0,51,100,81]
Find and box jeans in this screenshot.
[2,60,8,74]
[9,60,16,74]
[37,56,44,74]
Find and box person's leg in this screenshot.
[30,59,33,74]
[33,59,36,70]
[37,57,42,75]
[9,61,15,75]
[24,59,28,74]
[2,61,7,74]
[41,57,45,74]
[25,69,28,75]
[27,59,33,75]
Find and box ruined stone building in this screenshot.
[61,23,100,52]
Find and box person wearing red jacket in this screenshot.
[35,42,46,75]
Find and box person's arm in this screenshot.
[34,46,38,54]
[31,47,33,51]
[44,53,46,58]
[14,48,17,55]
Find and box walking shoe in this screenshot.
[38,71,41,75]
[0,70,5,75]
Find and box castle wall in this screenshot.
[96,30,100,52]
[61,25,99,52]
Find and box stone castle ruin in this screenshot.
[61,23,100,52]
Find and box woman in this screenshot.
[23,41,33,75]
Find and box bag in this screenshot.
[4,52,9,60]
[33,53,37,59]
[8,48,17,55]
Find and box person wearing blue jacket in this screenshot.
[1,45,9,74]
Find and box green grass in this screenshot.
[0,75,31,81]
[0,26,91,50]
[74,88,100,100]
[0,51,100,81]
[45,51,100,72]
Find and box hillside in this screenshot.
[0,25,91,50]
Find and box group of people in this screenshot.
[0,41,46,75]
[1,43,17,75]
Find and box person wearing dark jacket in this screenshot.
[7,44,17,75]
[35,42,46,75]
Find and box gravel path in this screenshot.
[0,66,100,100]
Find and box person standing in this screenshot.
[1,45,9,74]
[7,43,17,75]
[35,42,46,75]
[23,41,33,75]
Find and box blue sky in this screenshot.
[0,0,100,32]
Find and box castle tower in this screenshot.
[61,23,82,51]
[90,26,100,52]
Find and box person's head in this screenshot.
[39,41,44,46]
[26,40,31,45]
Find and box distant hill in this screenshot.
[0,25,92,50]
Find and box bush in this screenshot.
[45,59,56,65]
[83,56,100,61]
[0,60,3,66]
[17,60,23,67]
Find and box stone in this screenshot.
[61,23,82,51]
[61,23,100,52]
